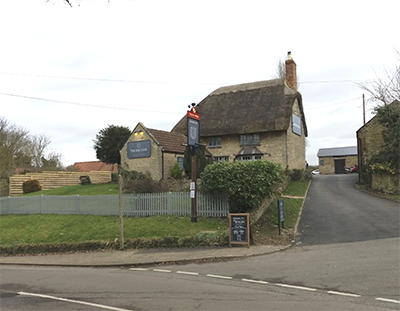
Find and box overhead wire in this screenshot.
[0,92,183,114]
[0,71,368,113]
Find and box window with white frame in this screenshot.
[213,156,229,163]
[237,155,262,161]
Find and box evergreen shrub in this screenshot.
[200,160,283,213]
[171,163,182,179]
[22,179,42,194]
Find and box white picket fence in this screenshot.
[0,192,229,217]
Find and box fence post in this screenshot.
[76,195,80,214]
[40,195,44,214]
[167,192,172,215]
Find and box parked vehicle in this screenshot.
[344,165,358,174]
[312,169,320,175]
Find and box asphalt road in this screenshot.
[296,174,400,245]
[1,265,398,311]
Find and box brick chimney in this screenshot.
[285,51,297,92]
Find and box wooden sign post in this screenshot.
[229,213,250,248]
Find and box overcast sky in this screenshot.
[1,0,398,166]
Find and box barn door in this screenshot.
[334,159,346,174]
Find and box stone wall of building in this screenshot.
[205,131,287,165]
[319,155,358,174]
[286,99,306,170]
[357,117,384,176]
[120,126,184,181]
[203,99,305,169]
[120,127,163,180]
[163,152,184,179]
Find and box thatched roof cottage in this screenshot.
[172,52,307,169]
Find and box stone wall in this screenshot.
[120,127,163,180]
[319,155,358,174]
[286,99,306,169]
[357,116,385,184]
[205,131,288,165]
[204,99,306,170]
[120,125,183,180]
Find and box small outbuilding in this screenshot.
[120,122,186,180]
[317,146,358,174]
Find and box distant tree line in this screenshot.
[0,117,63,193]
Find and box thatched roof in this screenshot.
[171,78,307,137]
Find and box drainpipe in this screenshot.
[161,148,165,180]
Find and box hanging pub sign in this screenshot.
[187,107,200,147]
[229,213,250,248]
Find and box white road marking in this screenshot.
[177,271,199,276]
[153,269,172,273]
[376,297,400,304]
[275,283,317,291]
[242,278,269,284]
[206,274,233,280]
[18,292,133,311]
[327,291,361,298]
[127,268,377,303]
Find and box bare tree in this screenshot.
[28,134,51,169]
[275,57,286,79]
[0,117,30,172]
[356,50,400,107]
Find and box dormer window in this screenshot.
[240,133,260,146]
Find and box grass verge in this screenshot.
[0,215,228,255]
[1,180,310,255]
[253,180,310,245]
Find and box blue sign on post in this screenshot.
[278,199,284,235]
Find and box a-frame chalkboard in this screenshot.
[229,213,250,248]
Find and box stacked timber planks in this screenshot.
[9,171,111,196]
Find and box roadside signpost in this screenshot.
[187,105,200,223]
[278,199,284,235]
[229,213,250,248]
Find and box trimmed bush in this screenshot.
[200,160,283,213]
[22,179,42,194]
[288,169,303,181]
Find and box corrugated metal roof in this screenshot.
[317,146,357,157]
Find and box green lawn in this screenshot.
[253,180,309,243]
[0,214,228,247]
[283,180,310,197]
[1,180,310,253]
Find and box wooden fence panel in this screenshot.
[9,171,111,196]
